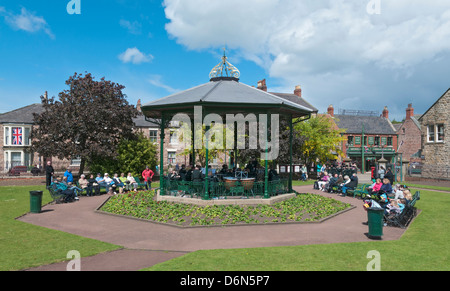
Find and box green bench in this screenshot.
[134,177,147,190]
[346,184,370,198]
[384,191,420,228]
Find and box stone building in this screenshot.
[418,88,450,180]
[135,99,190,171]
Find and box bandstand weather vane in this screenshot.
[209,47,240,80]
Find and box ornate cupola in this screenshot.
[209,49,240,82]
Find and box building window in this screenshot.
[149,130,158,143]
[24,127,31,146]
[374,137,380,146]
[168,151,176,165]
[387,137,393,146]
[70,156,82,167]
[437,124,445,142]
[3,126,32,146]
[347,136,353,146]
[169,130,178,144]
[427,124,444,143]
[427,125,435,142]
[4,127,10,145]
[4,150,32,171]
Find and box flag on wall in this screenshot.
[12,127,23,145]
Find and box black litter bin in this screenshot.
[30,191,43,213]
[367,207,384,239]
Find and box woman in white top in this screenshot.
[127,172,138,191]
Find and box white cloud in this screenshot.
[148,75,179,94]
[163,0,450,119]
[1,7,54,39]
[119,19,142,35]
[118,47,154,64]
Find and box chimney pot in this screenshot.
[294,85,302,97]
[327,104,334,117]
[137,99,142,112]
[406,103,414,120]
[382,106,389,119]
[257,79,267,92]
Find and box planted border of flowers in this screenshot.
[99,190,353,227]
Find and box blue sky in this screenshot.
[1,0,450,121]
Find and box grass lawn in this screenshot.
[144,187,450,271]
[1,183,448,271]
[0,185,121,271]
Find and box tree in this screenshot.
[294,115,346,165]
[88,132,157,176]
[31,72,138,175]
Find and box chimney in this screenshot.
[406,103,414,120]
[327,104,334,117]
[382,106,389,119]
[257,79,267,92]
[44,91,48,100]
[137,99,141,112]
[294,85,302,97]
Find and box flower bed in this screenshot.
[100,190,352,227]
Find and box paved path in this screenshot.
[19,185,407,271]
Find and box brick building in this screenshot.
[418,88,450,180]
[326,105,398,173]
[397,104,422,160]
[0,99,180,175]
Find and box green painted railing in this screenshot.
[161,178,289,199]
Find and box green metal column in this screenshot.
[362,125,365,174]
[289,115,293,192]
[159,114,165,195]
[203,124,210,200]
[264,113,271,199]
[191,117,195,166]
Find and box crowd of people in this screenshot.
[164,162,280,183]
[45,161,156,202]
[315,171,359,196]
[313,163,412,218]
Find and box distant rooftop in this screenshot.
[337,108,379,117]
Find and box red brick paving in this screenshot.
[17,185,409,271]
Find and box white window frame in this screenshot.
[436,124,445,143]
[3,125,32,146]
[167,150,176,165]
[427,125,435,143]
[427,124,445,143]
[149,129,158,143]
[4,150,29,171]
[70,156,82,167]
[169,130,178,145]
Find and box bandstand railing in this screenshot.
[161,177,289,199]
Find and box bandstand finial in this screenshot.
[209,48,240,80]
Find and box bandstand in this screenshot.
[141,52,313,201]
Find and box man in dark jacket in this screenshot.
[384,167,394,185]
[45,160,54,186]
[192,165,203,182]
